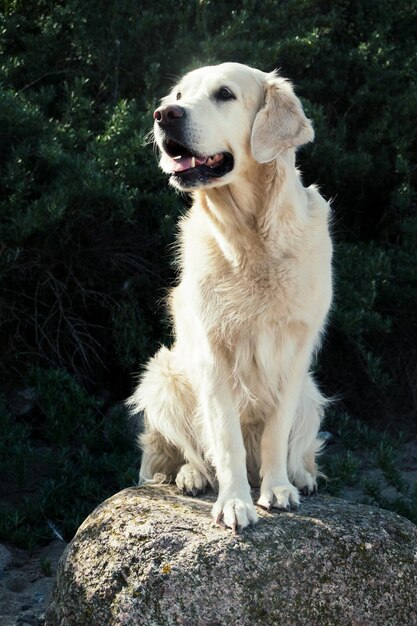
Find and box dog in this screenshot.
[127,62,333,531]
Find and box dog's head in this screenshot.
[153,62,314,191]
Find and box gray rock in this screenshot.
[7,387,37,416]
[17,614,37,625]
[46,485,417,626]
[0,544,12,571]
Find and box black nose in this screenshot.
[153,104,185,125]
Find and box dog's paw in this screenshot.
[212,494,258,532]
[292,470,318,496]
[257,483,300,511]
[175,463,208,496]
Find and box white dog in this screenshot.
[128,62,333,531]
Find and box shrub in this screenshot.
[0,0,416,543]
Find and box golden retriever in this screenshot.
[128,62,333,531]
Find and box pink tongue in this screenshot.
[170,155,207,172]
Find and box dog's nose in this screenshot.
[153,104,184,124]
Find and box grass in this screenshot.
[320,408,417,523]
[322,451,362,493]
[40,556,52,576]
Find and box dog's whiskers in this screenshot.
[142,129,155,146]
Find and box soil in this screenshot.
[0,540,65,626]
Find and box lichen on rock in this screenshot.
[46,485,417,626]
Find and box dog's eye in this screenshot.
[176,92,182,101]
[215,87,236,102]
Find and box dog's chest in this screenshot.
[232,322,295,411]
[178,205,330,341]
[199,252,309,334]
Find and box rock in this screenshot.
[17,613,37,625]
[0,544,12,572]
[7,387,37,416]
[5,575,27,592]
[318,430,335,444]
[46,485,417,626]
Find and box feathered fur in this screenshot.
[127,63,333,530]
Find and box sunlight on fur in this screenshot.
[127,62,333,531]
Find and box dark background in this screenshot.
[1,0,416,546]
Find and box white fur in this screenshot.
[127,63,333,530]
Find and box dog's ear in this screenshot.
[251,72,314,163]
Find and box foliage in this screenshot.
[0,0,416,544]
[320,409,417,524]
[0,376,137,548]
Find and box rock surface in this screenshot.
[46,485,417,626]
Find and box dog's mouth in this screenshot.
[162,138,234,185]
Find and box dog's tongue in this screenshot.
[171,155,207,172]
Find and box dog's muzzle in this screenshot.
[153,104,234,188]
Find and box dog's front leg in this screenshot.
[258,405,301,511]
[201,369,258,531]
[258,343,314,511]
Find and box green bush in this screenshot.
[0,0,416,543]
[0,371,137,548]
